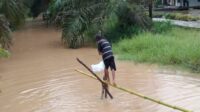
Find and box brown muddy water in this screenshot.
[0,21,200,112]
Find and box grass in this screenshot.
[114,27,200,72]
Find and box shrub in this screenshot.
[85,3,152,43]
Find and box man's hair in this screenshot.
[95,34,103,41]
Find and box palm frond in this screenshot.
[49,0,152,48]
[56,0,107,48]
[0,16,12,49]
[1,0,25,28]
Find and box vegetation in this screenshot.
[30,0,50,18]
[151,21,172,33]
[114,23,200,72]
[0,0,26,49]
[0,16,12,49]
[0,0,25,29]
[47,0,151,48]
[47,0,106,48]
[0,47,9,58]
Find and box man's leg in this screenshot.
[111,69,116,85]
[104,69,110,83]
[103,69,110,98]
[110,57,116,85]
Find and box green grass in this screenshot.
[114,27,200,72]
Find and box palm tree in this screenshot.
[49,0,108,48]
[1,0,25,29]
[48,0,152,48]
[0,16,12,49]
[0,0,25,49]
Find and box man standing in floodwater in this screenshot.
[96,34,116,86]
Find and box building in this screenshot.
[161,0,200,7]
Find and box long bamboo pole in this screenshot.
[75,69,193,112]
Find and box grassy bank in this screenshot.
[114,27,200,72]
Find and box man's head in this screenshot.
[95,34,103,42]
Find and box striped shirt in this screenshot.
[97,39,113,61]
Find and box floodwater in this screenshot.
[0,20,200,112]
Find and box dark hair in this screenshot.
[95,34,103,41]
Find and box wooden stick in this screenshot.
[76,58,113,99]
[75,69,193,112]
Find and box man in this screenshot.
[96,34,116,86]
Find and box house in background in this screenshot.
[161,0,200,8]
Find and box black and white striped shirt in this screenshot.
[97,39,113,61]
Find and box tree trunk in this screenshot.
[149,0,153,19]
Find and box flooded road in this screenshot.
[0,21,200,112]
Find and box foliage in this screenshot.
[48,0,107,48]
[101,15,144,42]
[0,0,25,29]
[48,0,152,48]
[0,16,12,49]
[86,2,152,42]
[114,27,200,72]
[30,0,50,18]
[102,3,151,42]
[0,0,25,49]
[0,46,10,58]
[151,21,172,33]
[116,3,151,29]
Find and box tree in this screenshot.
[48,0,152,48]
[49,0,108,48]
[0,0,25,49]
[0,16,11,49]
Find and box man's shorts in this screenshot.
[104,56,116,71]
